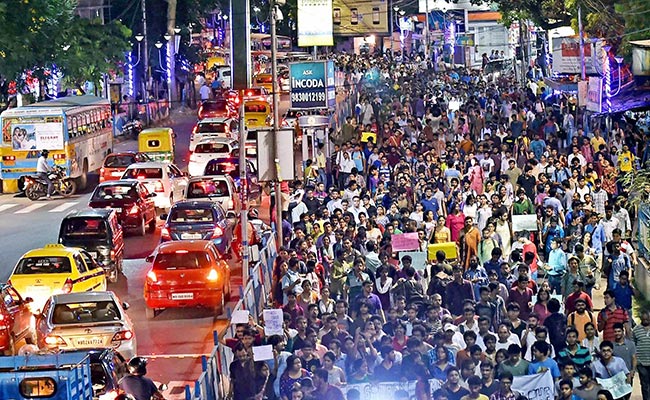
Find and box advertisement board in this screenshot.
[289,61,336,108]
[298,0,334,47]
[332,0,389,36]
[10,123,64,151]
[552,37,605,75]
[428,9,468,33]
[586,77,603,113]
[632,45,650,76]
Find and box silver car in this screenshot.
[35,291,136,359]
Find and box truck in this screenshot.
[0,351,95,400]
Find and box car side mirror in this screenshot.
[160,214,168,220]
[24,297,34,304]
[145,255,154,263]
[122,302,130,310]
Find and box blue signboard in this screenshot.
[290,61,336,108]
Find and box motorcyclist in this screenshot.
[119,357,165,400]
[248,208,271,235]
[36,149,53,198]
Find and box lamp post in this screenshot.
[398,9,405,59]
[392,5,399,56]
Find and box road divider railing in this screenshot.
[183,232,277,400]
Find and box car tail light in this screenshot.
[53,154,66,160]
[212,226,224,238]
[175,250,189,254]
[110,249,115,259]
[62,278,73,294]
[146,270,157,282]
[207,269,218,281]
[128,204,139,215]
[100,167,105,175]
[112,330,133,341]
[3,155,15,161]
[160,226,170,239]
[154,180,164,192]
[45,335,65,346]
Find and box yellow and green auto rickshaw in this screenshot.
[138,127,176,163]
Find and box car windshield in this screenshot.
[195,143,229,154]
[245,104,268,113]
[103,155,135,168]
[15,257,72,274]
[204,160,238,176]
[187,179,230,198]
[52,301,121,324]
[169,208,215,223]
[122,168,163,179]
[197,123,227,133]
[153,251,211,270]
[202,101,227,111]
[256,75,273,83]
[92,184,137,201]
[61,218,108,239]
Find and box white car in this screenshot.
[121,162,188,210]
[35,291,137,359]
[189,117,239,151]
[188,138,238,176]
[184,175,241,214]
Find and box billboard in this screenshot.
[632,46,650,76]
[289,61,336,109]
[428,9,468,33]
[332,0,389,36]
[297,0,334,47]
[586,77,602,113]
[552,37,605,75]
[9,123,64,151]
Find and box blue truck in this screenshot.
[0,351,95,400]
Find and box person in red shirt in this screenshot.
[597,289,631,342]
[509,275,534,320]
[565,279,593,315]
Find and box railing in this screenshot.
[184,232,277,400]
[637,204,650,300]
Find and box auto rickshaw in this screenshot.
[244,100,272,128]
[138,127,176,163]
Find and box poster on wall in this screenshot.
[552,37,605,75]
[298,0,334,47]
[10,123,64,151]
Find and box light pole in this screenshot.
[392,5,399,56]
[270,0,285,247]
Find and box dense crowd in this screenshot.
[226,52,650,400]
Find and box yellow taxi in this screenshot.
[244,100,272,128]
[253,73,274,92]
[9,244,107,311]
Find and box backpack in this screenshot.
[568,310,594,329]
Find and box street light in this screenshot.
[135,33,144,42]
[163,33,171,42]
[174,26,181,34]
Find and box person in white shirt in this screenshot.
[199,81,211,101]
[36,150,53,198]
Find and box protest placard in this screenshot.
[230,310,249,324]
[262,309,284,336]
[512,371,555,400]
[427,242,458,261]
[512,214,539,232]
[597,371,633,399]
[399,251,428,270]
[391,232,419,251]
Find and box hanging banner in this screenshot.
[298,0,334,47]
[552,37,605,75]
[587,77,603,113]
[512,371,555,400]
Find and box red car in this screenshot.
[99,152,152,182]
[0,283,35,355]
[88,180,157,236]
[198,99,236,120]
[143,241,231,319]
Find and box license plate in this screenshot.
[76,337,104,346]
[172,293,194,300]
[181,233,202,240]
[106,207,122,212]
[111,171,123,177]
[89,252,98,259]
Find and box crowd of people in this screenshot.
[225,51,650,400]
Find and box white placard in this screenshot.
[253,345,274,361]
[263,309,284,336]
[230,310,250,325]
[512,214,539,232]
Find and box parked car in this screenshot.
[184,175,241,214]
[121,162,189,210]
[35,291,136,359]
[9,244,107,312]
[203,157,261,201]
[88,180,157,236]
[144,240,231,319]
[58,209,125,283]
[160,200,234,256]
[99,152,152,183]
[0,283,35,355]
[188,138,238,176]
[189,117,239,152]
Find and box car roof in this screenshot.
[198,117,233,124]
[188,175,233,183]
[171,200,223,210]
[50,291,118,304]
[155,240,216,254]
[125,162,168,169]
[105,152,138,157]
[20,244,79,258]
[63,208,114,219]
[196,137,237,145]
[96,179,140,188]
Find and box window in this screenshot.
[104,154,137,168]
[147,139,161,148]
[187,179,230,199]
[122,168,163,179]
[79,251,97,271]
[197,123,227,133]
[74,254,88,273]
[169,164,183,177]
[153,251,211,270]
[19,378,56,397]
[61,218,108,239]
[52,300,121,324]
[92,184,137,201]
[15,257,72,274]
[170,208,215,223]
[195,143,229,154]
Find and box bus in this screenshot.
[0,95,113,193]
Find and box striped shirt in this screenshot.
[632,324,650,366]
[597,307,629,342]
[557,344,592,369]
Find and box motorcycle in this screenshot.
[123,119,143,139]
[23,165,76,200]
